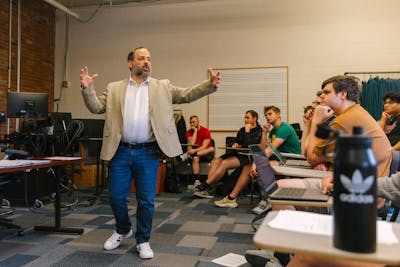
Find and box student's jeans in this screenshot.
[108,144,160,244]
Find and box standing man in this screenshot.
[380,92,400,150]
[193,110,262,198]
[80,46,220,259]
[181,115,215,182]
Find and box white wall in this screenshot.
[54,0,400,156]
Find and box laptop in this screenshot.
[249,144,329,202]
[267,143,311,168]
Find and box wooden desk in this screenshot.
[180,143,199,147]
[280,152,306,160]
[272,165,332,179]
[268,197,333,208]
[0,158,84,235]
[254,211,400,265]
[218,147,250,151]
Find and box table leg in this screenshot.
[34,165,83,235]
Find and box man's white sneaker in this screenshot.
[136,242,154,259]
[103,229,133,250]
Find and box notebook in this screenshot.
[267,143,311,168]
[249,144,329,202]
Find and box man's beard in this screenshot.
[132,65,150,79]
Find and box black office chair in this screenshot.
[0,173,23,235]
[290,123,302,139]
[57,119,85,208]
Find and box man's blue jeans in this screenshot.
[108,144,160,244]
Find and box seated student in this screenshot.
[278,75,391,204]
[214,106,301,209]
[192,110,262,199]
[301,90,335,156]
[379,92,400,150]
[180,115,215,182]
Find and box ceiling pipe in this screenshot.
[43,0,80,19]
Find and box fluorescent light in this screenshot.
[43,0,80,19]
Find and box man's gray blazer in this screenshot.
[81,77,216,160]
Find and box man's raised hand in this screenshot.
[80,66,98,89]
[208,68,220,88]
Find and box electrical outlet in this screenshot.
[61,80,70,88]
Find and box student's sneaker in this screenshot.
[103,229,133,250]
[245,249,283,267]
[214,196,238,208]
[187,179,202,192]
[194,187,214,199]
[191,183,204,194]
[252,200,269,215]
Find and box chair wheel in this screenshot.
[1,198,10,208]
[49,193,56,201]
[34,199,43,208]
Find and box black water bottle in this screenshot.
[333,126,377,253]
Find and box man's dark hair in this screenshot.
[321,75,361,102]
[264,105,280,114]
[384,92,400,103]
[127,46,146,61]
[246,110,258,121]
[189,115,199,121]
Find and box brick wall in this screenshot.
[0,0,54,137]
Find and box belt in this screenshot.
[120,141,156,149]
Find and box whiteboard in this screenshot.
[208,67,288,131]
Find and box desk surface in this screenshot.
[254,211,400,265]
[0,158,82,174]
[180,143,199,147]
[268,197,333,207]
[280,152,307,159]
[272,165,332,178]
[217,147,250,151]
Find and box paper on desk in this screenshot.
[268,210,399,245]
[45,156,82,160]
[211,253,247,267]
[0,159,51,168]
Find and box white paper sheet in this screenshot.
[268,210,399,245]
[211,253,247,267]
[45,156,82,160]
[0,159,51,168]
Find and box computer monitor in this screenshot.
[7,92,48,118]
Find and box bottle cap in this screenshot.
[337,126,371,146]
[352,126,364,135]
